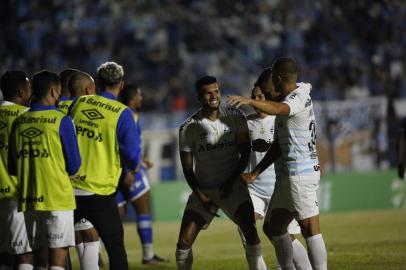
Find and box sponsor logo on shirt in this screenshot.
[0,121,6,130]
[81,109,104,120]
[20,127,43,139]
[0,186,11,194]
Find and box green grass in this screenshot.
[70,209,406,269]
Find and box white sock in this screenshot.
[175,248,193,270]
[142,243,154,260]
[292,239,312,270]
[81,241,100,270]
[306,234,327,270]
[76,242,84,260]
[272,233,294,270]
[237,227,247,248]
[245,243,268,270]
[0,265,13,270]
[49,267,65,270]
[17,264,34,270]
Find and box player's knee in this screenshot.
[177,237,193,249]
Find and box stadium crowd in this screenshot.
[0,0,405,112]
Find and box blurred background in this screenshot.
[1,0,405,220]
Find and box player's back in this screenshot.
[179,105,247,188]
[275,83,320,179]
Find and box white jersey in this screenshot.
[246,114,276,197]
[274,82,320,180]
[179,105,248,188]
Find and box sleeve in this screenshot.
[59,115,81,175]
[117,108,141,171]
[282,91,308,116]
[179,119,193,152]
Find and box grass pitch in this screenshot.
[70,209,406,269]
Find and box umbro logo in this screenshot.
[0,121,6,130]
[81,109,104,120]
[20,127,43,139]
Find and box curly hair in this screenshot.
[97,62,124,87]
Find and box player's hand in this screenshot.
[122,171,134,189]
[241,172,258,184]
[196,191,219,217]
[227,95,251,108]
[398,164,405,179]
[142,158,154,169]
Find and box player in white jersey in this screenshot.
[176,76,268,270]
[240,68,312,270]
[228,58,328,270]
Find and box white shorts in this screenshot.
[249,192,270,219]
[267,177,320,221]
[0,200,32,254]
[184,179,252,229]
[74,218,94,231]
[24,210,75,249]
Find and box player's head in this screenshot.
[97,62,124,92]
[68,71,96,97]
[254,67,282,101]
[119,84,142,112]
[195,75,220,110]
[59,68,80,98]
[0,70,31,106]
[271,58,298,94]
[251,86,266,114]
[32,70,61,105]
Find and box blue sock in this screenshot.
[137,214,153,244]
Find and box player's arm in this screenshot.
[7,121,18,176]
[220,116,251,198]
[60,116,81,176]
[227,96,290,115]
[397,125,405,179]
[241,139,281,184]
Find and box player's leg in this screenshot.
[176,193,214,270]
[129,170,168,264]
[0,200,33,270]
[74,219,100,270]
[298,215,327,270]
[46,210,75,269]
[295,180,327,270]
[213,181,267,270]
[286,221,312,270]
[85,195,128,270]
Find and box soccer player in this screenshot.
[397,117,406,179]
[228,58,328,270]
[63,71,101,270]
[8,70,81,270]
[59,69,80,101]
[115,84,169,264]
[69,62,140,270]
[240,68,312,270]
[0,71,33,270]
[176,75,268,270]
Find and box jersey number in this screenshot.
[308,121,316,152]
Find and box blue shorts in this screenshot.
[115,168,150,206]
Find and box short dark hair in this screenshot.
[32,70,60,99]
[271,58,298,76]
[254,67,272,87]
[68,71,91,96]
[195,75,217,93]
[0,70,29,101]
[59,68,80,91]
[119,84,139,106]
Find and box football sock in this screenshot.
[137,214,154,260]
[272,233,294,270]
[175,248,193,270]
[245,243,268,270]
[306,234,327,270]
[237,226,247,248]
[292,239,312,270]
[75,242,84,260]
[81,241,100,270]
